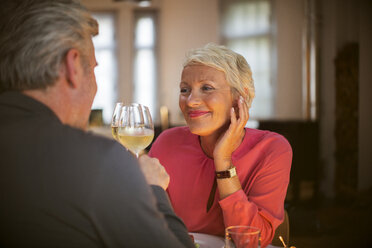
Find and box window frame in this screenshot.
[132,9,159,122]
[91,11,119,125]
[219,0,276,121]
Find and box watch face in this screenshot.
[229,167,237,177]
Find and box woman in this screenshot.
[149,43,292,247]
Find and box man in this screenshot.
[0,1,194,247]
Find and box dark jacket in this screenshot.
[0,91,193,248]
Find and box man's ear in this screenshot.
[64,48,82,89]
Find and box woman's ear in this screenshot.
[232,94,240,119]
[232,97,239,108]
[232,90,241,107]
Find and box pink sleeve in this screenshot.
[219,149,292,248]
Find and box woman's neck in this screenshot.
[199,124,229,158]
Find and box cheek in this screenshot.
[209,97,232,118]
[92,80,97,96]
[179,96,186,112]
[89,73,97,96]
[206,94,230,108]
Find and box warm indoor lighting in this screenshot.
[113,0,151,7]
[138,1,151,7]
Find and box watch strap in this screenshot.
[215,166,237,179]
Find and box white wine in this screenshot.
[111,126,118,140]
[118,128,154,155]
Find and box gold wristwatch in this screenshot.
[215,166,237,179]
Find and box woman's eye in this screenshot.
[180,88,189,94]
[202,85,214,91]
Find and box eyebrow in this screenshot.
[180,79,215,84]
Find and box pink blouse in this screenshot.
[149,126,292,247]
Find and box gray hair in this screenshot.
[0,0,98,92]
[183,43,255,109]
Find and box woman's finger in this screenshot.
[237,96,247,128]
[230,107,237,126]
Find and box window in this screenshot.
[91,13,117,124]
[133,11,158,121]
[221,0,273,120]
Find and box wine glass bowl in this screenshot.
[117,103,154,158]
[111,102,123,140]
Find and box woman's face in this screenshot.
[179,64,235,136]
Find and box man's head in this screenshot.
[0,0,99,129]
[0,0,98,92]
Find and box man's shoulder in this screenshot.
[54,124,115,149]
[48,124,133,166]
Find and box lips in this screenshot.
[188,110,210,118]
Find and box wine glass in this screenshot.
[225,226,260,248]
[111,102,123,140]
[117,103,154,158]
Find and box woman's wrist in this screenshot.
[214,157,232,171]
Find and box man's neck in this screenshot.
[22,84,73,128]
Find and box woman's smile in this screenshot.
[188,110,210,118]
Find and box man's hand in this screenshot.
[138,154,170,190]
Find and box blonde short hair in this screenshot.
[183,43,255,109]
[0,0,98,92]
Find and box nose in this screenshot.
[186,91,202,107]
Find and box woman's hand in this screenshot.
[213,96,249,170]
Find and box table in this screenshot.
[190,232,282,248]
